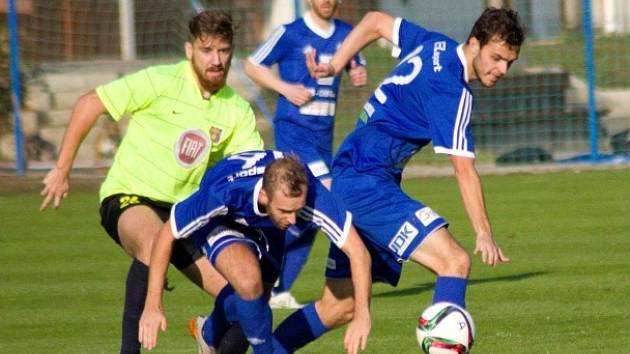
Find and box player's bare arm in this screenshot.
[138,221,176,350]
[450,155,509,266]
[40,90,107,210]
[244,60,312,106]
[306,11,394,78]
[339,226,372,354]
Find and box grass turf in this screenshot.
[1,168,629,353]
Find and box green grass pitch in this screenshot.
[1,168,629,353]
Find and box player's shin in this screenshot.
[202,285,238,347]
[234,294,273,353]
[272,302,329,353]
[121,259,148,354]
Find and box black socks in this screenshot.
[120,259,148,354]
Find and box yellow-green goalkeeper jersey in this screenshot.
[96,60,264,203]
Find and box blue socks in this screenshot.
[274,229,316,293]
[202,285,237,347]
[433,276,468,308]
[273,303,328,353]
[203,287,273,353]
[235,295,273,353]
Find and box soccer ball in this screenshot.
[416,302,475,354]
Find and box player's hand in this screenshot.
[139,307,167,351]
[305,50,335,79]
[343,312,371,354]
[40,167,70,211]
[473,234,510,266]
[280,83,313,106]
[349,60,367,87]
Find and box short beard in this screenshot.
[192,58,230,94]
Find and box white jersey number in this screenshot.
[375,45,424,104]
[228,152,268,169]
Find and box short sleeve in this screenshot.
[170,187,229,240]
[392,18,430,60]
[248,25,289,68]
[300,178,353,248]
[95,67,159,121]
[428,81,475,158]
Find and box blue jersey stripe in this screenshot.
[462,91,472,150]
[453,88,472,152]
[175,205,229,239]
[452,89,466,150]
[458,89,472,150]
[298,205,345,247]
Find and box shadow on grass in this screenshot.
[372,271,547,298]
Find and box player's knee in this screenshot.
[443,247,470,277]
[117,209,162,263]
[119,233,153,264]
[318,295,355,327]
[428,245,470,277]
[232,276,264,300]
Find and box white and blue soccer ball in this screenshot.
[416,302,475,354]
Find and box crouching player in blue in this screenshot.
[138,151,371,354]
[270,7,525,352]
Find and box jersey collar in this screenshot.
[456,44,469,83]
[252,178,267,217]
[303,11,335,39]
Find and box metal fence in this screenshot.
[2,0,630,173]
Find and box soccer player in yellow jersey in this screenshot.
[40,10,263,354]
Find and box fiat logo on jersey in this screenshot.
[174,129,210,167]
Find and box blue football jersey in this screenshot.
[335,18,474,177]
[170,150,352,249]
[249,12,365,131]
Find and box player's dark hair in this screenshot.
[262,155,308,200]
[468,7,525,49]
[188,10,234,44]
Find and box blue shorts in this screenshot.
[197,222,285,284]
[274,119,333,180]
[328,165,448,286]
